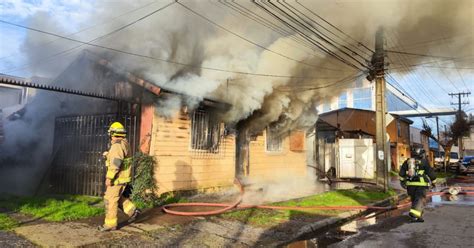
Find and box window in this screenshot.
[266,127,283,152]
[339,91,348,108]
[353,87,372,110]
[190,109,221,152]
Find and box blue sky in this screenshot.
[0,0,472,131]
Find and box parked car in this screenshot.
[459,156,474,175]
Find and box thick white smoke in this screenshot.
[1,0,472,195]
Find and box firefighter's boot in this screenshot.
[128,209,141,223]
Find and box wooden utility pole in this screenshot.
[374,28,388,191]
[436,116,440,152]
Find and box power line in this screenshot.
[386,50,455,60]
[388,55,474,70]
[176,1,341,72]
[293,71,366,92]
[439,33,470,91]
[295,0,374,54]
[265,1,369,69]
[0,0,159,62]
[386,34,473,51]
[280,1,371,60]
[218,1,314,51]
[385,31,445,106]
[217,0,326,57]
[1,1,178,73]
[0,19,345,80]
[252,1,363,70]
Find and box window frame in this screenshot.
[265,127,283,153]
[189,109,222,152]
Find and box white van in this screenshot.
[434,146,460,167]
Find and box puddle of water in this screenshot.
[286,191,474,247]
[429,194,474,206]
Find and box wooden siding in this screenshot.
[248,131,307,181]
[150,111,235,194]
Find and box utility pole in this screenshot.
[444,124,448,173]
[449,91,471,157]
[373,28,388,191]
[436,116,440,152]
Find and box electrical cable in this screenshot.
[265,1,369,69]
[176,1,341,72]
[253,1,361,70]
[0,0,159,62]
[217,0,323,56]
[0,1,178,73]
[385,31,447,106]
[281,1,372,59]
[0,19,345,80]
[295,0,374,54]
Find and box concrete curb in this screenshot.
[288,192,408,243]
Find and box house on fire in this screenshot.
[18,51,311,196]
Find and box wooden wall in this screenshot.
[149,110,236,194]
[247,130,307,181]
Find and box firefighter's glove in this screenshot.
[400,180,407,189]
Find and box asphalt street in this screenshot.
[332,202,474,248]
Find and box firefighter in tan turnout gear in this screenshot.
[99,122,140,232]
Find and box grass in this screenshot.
[0,195,104,222]
[220,188,397,227]
[436,171,455,179]
[0,213,19,230]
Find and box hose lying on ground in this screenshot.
[162,179,474,216]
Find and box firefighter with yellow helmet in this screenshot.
[99,122,140,231]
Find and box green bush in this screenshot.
[130,152,159,209]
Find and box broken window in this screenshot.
[190,109,221,152]
[266,127,283,152]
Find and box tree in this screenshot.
[422,113,470,170]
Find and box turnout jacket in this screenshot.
[105,138,132,185]
[399,158,437,187]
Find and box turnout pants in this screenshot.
[407,186,427,219]
[103,184,136,228]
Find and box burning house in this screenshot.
[0,50,314,197]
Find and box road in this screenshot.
[331,194,474,247]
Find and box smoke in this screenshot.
[15,0,473,132]
[1,0,472,194]
[241,171,326,205]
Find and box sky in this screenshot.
[0,0,473,131]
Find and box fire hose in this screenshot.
[162,179,474,216]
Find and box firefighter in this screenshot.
[98,122,140,231]
[399,148,436,223]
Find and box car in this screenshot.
[459,156,474,175]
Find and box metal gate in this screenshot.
[50,114,138,196]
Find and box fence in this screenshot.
[49,114,138,196]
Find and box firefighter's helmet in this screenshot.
[108,122,126,137]
[411,147,425,159]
